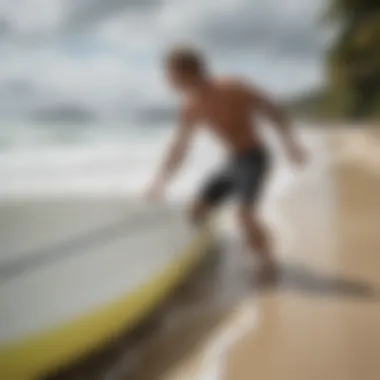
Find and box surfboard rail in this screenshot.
[0,200,215,380]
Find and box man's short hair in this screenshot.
[165,46,206,76]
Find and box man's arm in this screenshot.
[248,86,306,165]
[146,104,197,199]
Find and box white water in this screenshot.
[0,123,328,202]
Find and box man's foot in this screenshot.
[253,259,279,289]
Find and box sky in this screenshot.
[0,0,328,123]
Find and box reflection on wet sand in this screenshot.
[252,262,380,299]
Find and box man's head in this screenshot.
[164,46,207,91]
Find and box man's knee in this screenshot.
[236,205,270,239]
[189,200,208,225]
[236,204,257,230]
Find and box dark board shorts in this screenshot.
[199,145,270,207]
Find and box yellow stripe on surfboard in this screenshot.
[0,227,214,380]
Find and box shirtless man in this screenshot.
[146,46,306,269]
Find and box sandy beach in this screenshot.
[151,127,380,380]
[222,129,380,380]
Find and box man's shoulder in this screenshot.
[214,76,250,90]
[179,97,199,123]
[180,97,197,114]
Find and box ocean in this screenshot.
[0,121,328,201]
[0,122,219,198]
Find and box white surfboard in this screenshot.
[0,196,213,380]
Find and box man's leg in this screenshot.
[189,170,234,225]
[234,147,275,269]
[236,205,275,267]
[189,198,209,225]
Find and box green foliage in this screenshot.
[325,0,380,120]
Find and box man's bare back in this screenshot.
[184,77,262,153]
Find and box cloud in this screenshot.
[159,0,325,59]
[199,16,323,59]
[132,102,176,124]
[0,0,327,121]
[30,103,97,123]
[0,17,11,39]
[0,78,46,119]
[65,0,164,32]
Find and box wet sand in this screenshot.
[149,128,380,380]
[222,129,380,380]
[43,128,380,380]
